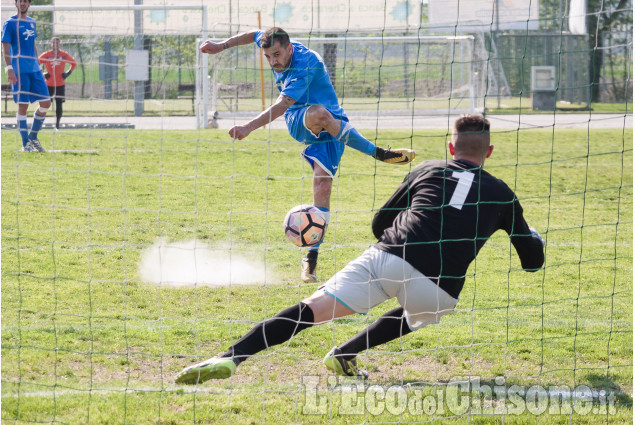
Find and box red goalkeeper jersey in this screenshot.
[39,49,77,87]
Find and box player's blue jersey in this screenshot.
[254,30,345,119]
[2,15,40,74]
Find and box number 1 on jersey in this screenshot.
[449,171,475,210]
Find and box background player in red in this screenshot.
[39,37,76,130]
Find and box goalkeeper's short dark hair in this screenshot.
[454,114,490,135]
[453,115,491,158]
[261,27,290,49]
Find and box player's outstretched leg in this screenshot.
[324,307,412,378]
[306,107,415,166]
[175,303,315,384]
[323,346,369,378]
[375,146,415,165]
[336,121,415,165]
[175,357,237,384]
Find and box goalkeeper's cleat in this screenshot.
[301,255,318,283]
[323,346,369,379]
[175,357,236,384]
[375,147,414,165]
[28,137,46,152]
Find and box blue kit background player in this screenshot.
[2,0,50,152]
[200,27,415,282]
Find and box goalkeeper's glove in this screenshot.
[62,69,72,79]
[44,72,50,79]
[529,226,545,247]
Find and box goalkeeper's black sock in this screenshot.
[55,99,63,129]
[338,307,412,362]
[221,302,315,365]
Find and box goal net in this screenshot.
[0,0,632,424]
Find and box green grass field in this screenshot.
[1,126,632,424]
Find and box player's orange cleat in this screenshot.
[376,147,415,165]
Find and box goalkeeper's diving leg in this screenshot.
[175,291,355,384]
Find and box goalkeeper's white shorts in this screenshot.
[320,247,458,331]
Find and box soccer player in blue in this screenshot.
[2,0,50,152]
[200,27,415,282]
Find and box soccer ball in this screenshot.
[283,205,327,247]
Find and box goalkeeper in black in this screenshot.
[175,115,545,383]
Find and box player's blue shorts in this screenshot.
[12,72,50,104]
[285,106,346,177]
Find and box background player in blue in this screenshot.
[2,0,50,152]
[200,27,415,282]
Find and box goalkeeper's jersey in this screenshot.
[39,49,76,87]
[254,31,345,120]
[372,159,545,299]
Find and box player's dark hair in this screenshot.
[454,114,490,135]
[453,115,490,158]
[261,27,290,49]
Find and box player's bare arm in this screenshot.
[200,30,259,55]
[2,42,16,84]
[229,94,296,140]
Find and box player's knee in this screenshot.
[303,290,353,323]
[307,105,332,127]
